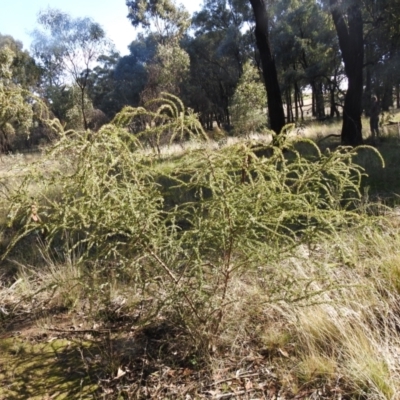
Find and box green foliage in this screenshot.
[154,43,190,89]
[0,47,13,80]
[65,85,94,130]
[32,8,111,130]
[229,61,267,135]
[125,0,192,102]
[113,93,208,147]
[192,0,252,34]
[0,47,34,151]
[32,8,109,84]
[141,42,191,101]
[88,51,124,118]
[0,34,42,89]
[187,0,251,128]
[126,0,190,41]
[89,35,155,118]
[4,94,377,348]
[43,85,75,124]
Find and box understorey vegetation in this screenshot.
[2,0,400,397]
[2,94,400,399]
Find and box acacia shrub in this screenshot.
[3,94,377,348]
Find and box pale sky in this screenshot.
[1,0,203,56]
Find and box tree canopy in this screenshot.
[0,0,399,147]
[0,47,34,152]
[31,8,111,129]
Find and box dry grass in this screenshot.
[2,214,400,398]
[155,218,400,398]
[280,223,400,398]
[2,113,400,398]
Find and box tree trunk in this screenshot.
[364,42,373,116]
[249,0,285,134]
[330,0,363,145]
[396,84,400,109]
[225,106,231,128]
[299,88,304,120]
[0,128,12,154]
[314,82,326,119]
[381,83,393,112]
[80,86,89,131]
[286,89,292,123]
[329,74,339,118]
[294,80,300,121]
[311,82,317,117]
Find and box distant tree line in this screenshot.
[1,0,400,150]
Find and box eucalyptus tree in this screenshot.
[229,61,266,135]
[248,0,285,134]
[88,34,157,118]
[363,0,400,111]
[126,0,191,101]
[184,31,240,129]
[187,0,252,129]
[0,34,42,89]
[88,51,121,118]
[271,0,342,121]
[126,0,190,40]
[0,47,34,152]
[114,36,156,107]
[326,0,364,145]
[31,8,112,130]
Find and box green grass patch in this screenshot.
[0,337,98,399]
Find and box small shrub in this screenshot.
[3,94,382,351]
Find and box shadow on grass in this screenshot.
[0,336,100,399]
[355,135,400,205]
[0,320,208,399]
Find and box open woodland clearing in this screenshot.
[2,0,400,398]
